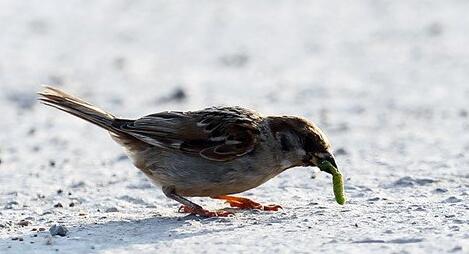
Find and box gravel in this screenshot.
[49,225,68,237]
[0,1,468,254]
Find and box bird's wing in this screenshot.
[113,107,262,161]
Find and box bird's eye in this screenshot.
[315,152,329,159]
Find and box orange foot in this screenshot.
[178,205,234,217]
[213,195,282,211]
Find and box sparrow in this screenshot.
[38,86,338,217]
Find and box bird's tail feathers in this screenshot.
[38,86,116,132]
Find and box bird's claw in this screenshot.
[261,204,283,211]
[178,205,234,217]
[219,196,283,211]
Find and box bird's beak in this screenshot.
[317,153,338,175]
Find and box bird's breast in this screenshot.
[126,142,287,197]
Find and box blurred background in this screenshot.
[1,0,468,173]
[0,1,468,253]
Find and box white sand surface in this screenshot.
[0,1,468,253]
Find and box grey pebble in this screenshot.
[115,154,128,162]
[443,197,462,203]
[71,181,86,188]
[17,220,31,227]
[49,224,68,237]
[4,201,19,209]
[433,188,448,193]
[167,88,186,101]
[335,147,348,156]
[11,237,24,241]
[459,110,468,118]
[105,207,119,213]
[157,87,188,103]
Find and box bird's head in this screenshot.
[268,116,337,174]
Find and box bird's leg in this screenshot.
[162,186,233,217]
[212,195,282,211]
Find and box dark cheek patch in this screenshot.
[280,134,292,152]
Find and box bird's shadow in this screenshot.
[0,210,258,253]
[75,214,235,244]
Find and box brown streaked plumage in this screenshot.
[38,86,338,217]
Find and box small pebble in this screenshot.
[53,203,63,208]
[115,154,127,162]
[17,220,31,227]
[4,201,19,209]
[427,22,443,36]
[71,181,85,188]
[219,53,249,67]
[443,197,462,203]
[335,148,348,156]
[168,88,186,101]
[158,87,187,103]
[433,188,448,193]
[459,110,468,118]
[49,224,68,237]
[105,207,119,213]
[113,57,126,70]
[27,127,36,136]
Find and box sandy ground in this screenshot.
[0,1,468,253]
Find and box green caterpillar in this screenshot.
[319,160,347,205]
